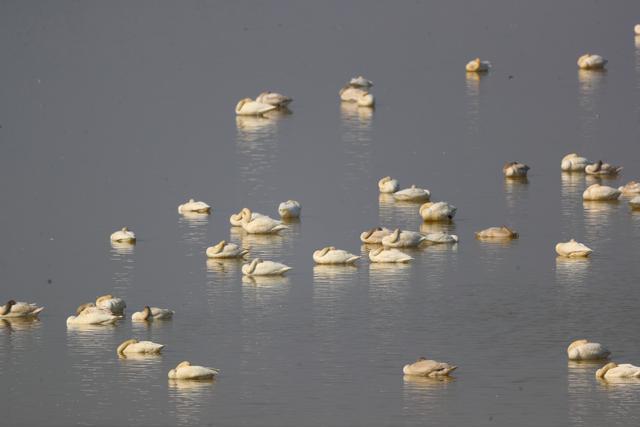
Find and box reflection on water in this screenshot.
[378,194,420,228]
[368,262,411,349]
[578,70,606,144]
[465,71,481,137]
[206,258,243,279]
[582,201,617,242]
[235,231,288,260]
[110,241,135,294]
[0,317,42,333]
[419,221,456,235]
[402,375,454,418]
[568,360,601,425]
[504,177,529,212]
[168,379,216,426]
[178,216,209,257]
[561,173,586,235]
[313,264,358,285]
[475,238,517,273]
[341,103,373,190]
[584,174,619,186]
[555,257,590,295]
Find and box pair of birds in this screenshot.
[379,177,458,222]
[568,339,640,381]
[235,92,292,116]
[561,154,623,175]
[66,295,173,326]
[339,75,375,107]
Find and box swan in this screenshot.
[585,160,622,176]
[278,200,301,219]
[360,227,393,244]
[424,232,459,244]
[368,247,413,263]
[206,240,248,259]
[577,54,607,70]
[619,181,640,195]
[503,162,530,177]
[582,184,621,201]
[381,229,426,248]
[131,306,174,321]
[378,176,399,193]
[596,362,640,380]
[235,98,277,116]
[567,339,610,360]
[393,185,431,202]
[0,300,44,318]
[313,247,360,264]
[240,208,287,234]
[230,208,265,226]
[168,361,219,380]
[636,25,640,35]
[475,226,518,239]
[403,357,457,377]
[242,258,291,276]
[110,227,136,243]
[349,76,373,87]
[630,196,640,209]
[465,58,491,72]
[95,295,126,315]
[117,339,164,356]
[556,240,593,258]
[561,153,590,172]
[66,305,119,325]
[255,91,292,108]
[419,202,457,221]
[339,86,375,107]
[178,198,211,214]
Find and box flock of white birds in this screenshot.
[5,35,640,383]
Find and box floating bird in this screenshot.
[131,306,174,321]
[503,161,530,178]
[619,181,640,195]
[242,258,291,276]
[567,339,610,360]
[419,202,457,221]
[206,240,248,259]
[476,226,519,239]
[582,184,621,201]
[168,361,219,380]
[465,58,491,72]
[110,227,136,243]
[424,232,459,244]
[349,76,373,87]
[382,229,426,248]
[577,54,607,70]
[596,362,640,381]
[178,198,211,214]
[378,176,399,193]
[636,24,640,35]
[235,98,277,116]
[312,247,360,264]
[630,196,640,209]
[278,200,301,219]
[230,208,265,226]
[255,91,292,108]
[360,227,393,244]
[66,305,119,325]
[393,185,431,202]
[240,208,288,234]
[339,86,375,107]
[561,153,590,172]
[403,357,457,377]
[0,300,44,318]
[117,339,164,356]
[585,160,622,176]
[556,240,592,258]
[368,247,413,263]
[95,295,126,315]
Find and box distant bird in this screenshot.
[381,229,426,248]
[567,339,610,360]
[619,181,640,195]
[419,202,457,221]
[360,227,393,244]
[0,300,44,318]
[368,247,413,263]
[393,185,431,202]
[235,98,277,116]
[403,357,457,377]
[582,184,621,201]
[596,362,640,381]
[561,153,590,172]
[131,306,174,321]
[378,176,399,193]
[255,91,292,108]
[95,295,126,315]
[635,24,640,35]
[313,247,360,264]
[424,232,459,244]
[206,240,248,259]
[240,208,288,234]
[117,339,164,356]
[339,86,375,107]
[556,240,593,258]
[465,58,491,72]
[577,54,607,70]
[110,227,136,243]
[66,305,119,325]
[503,162,530,178]
[476,226,519,239]
[585,160,622,176]
[349,75,373,87]
[178,198,211,214]
[168,361,219,380]
[278,200,301,219]
[242,258,291,276]
[230,208,265,226]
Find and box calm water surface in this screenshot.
[1,1,640,426]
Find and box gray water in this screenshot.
[1,1,640,426]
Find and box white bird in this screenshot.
[596,362,640,381]
[235,98,277,116]
[630,196,640,209]
[178,198,211,214]
[206,240,248,259]
[131,306,174,321]
[242,258,291,276]
[475,226,519,239]
[168,361,219,380]
[424,232,459,244]
[349,75,373,87]
[368,247,413,263]
[619,181,640,195]
[0,300,44,318]
[240,208,288,234]
[110,227,136,243]
[585,160,622,176]
[577,54,607,70]
[278,200,301,219]
[393,185,431,202]
[66,305,119,325]
[403,357,458,377]
[381,229,426,248]
[339,86,375,107]
[117,339,164,356]
[582,184,621,201]
[561,153,590,172]
[229,208,265,226]
[419,202,457,221]
[95,295,126,315]
[313,247,360,264]
[556,240,593,258]
[378,176,399,194]
[567,339,610,361]
[635,24,640,35]
[255,91,292,108]
[360,227,393,244]
[503,161,530,178]
[465,58,491,72]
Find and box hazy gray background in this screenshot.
[1,1,640,426]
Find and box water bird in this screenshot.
[117,339,164,356]
[360,227,393,244]
[618,181,640,195]
[556,240,593,258]
[381,229,426,248]
[349,75,373,87]
[596,362,640,380]
[131,306,174,321]
[178,198,211,214]
[110,227,136,243]
[577,54,607,70]
[393,185,431,202]
[567,339,610,360]
[585,160,622,176]
[230,208,265,226]
[403,357,457,377]
[312,247,360,264]
[240,208,288,234]
[278,200,301,219]
[419,202,457,221]
[424,232,459,244]
[242,258,291,276]
[465,58,491,72]
[206,240,248,259]
[630,196,640,209]
[368,247,413,263]
[255,91,292,108]
[339,86,375,107]
[582,183,621,201]
[95,294,126,315]
[561,153,589,172]
[0,300,44,318]
[168,361,219,380]
[503,162,530,178]
[475,226,518,239]
[235,98,277,116]
[378,176,399,193]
